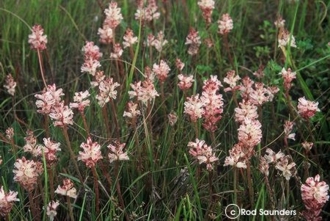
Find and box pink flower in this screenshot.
[259,157,269,176]
[175,58,185,71]
[264,148,285,164]
[274,16,285,28]
[297,97,320,119]
[123,101,141,119]
[185,28,201,55]
[5,127,14,140]
[3,74,16,96]
[98,26,114,44]
[168,112,178,126]
[301,141,313,152]
[49,102,74,127]
[128,79,159,105]
[153,60,170,83]
[46,200,60,221]
[35,84,64,115]
[275,156,296,180]
[278,29,296,48]
[187,139,218,171]
[0,186,19,217]
[123,28,138,48]
[134,0,160,23]
[223,143,247,168]
[70,90,90,112]
[151,31,168,52]
[234,101,258,123]
[90,71,106,88]
[28,24,47,50]
[23,130,42,157]
[301,174,329,219]
[42,138,61,165]
[108,141,129,163]
[184,94,204,122]
[96,77,120,107]
[178,74,194,90]
[55,179,77,199]
[81,41,103,61]
[110,43,123,59]
[223,70,240,92]
[78,137,103,168]
[198,0,215,25]
[103,1,123,29]
[13,157,40,191]
[218,13,233,35]
[201,76,224,132]
[283,120,295,141]
[81,41,102,75]
[279,68,296,91]
[237,118,262,148]
[49,102,73,127]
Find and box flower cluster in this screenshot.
[279,68,296,92]
[185,28,201,56]
[198,0,215,25]
[3,74,16,96]
[153,60,170,83]
[201,75,224,132]
[123,28,138,48]
[70,90,91,112]
[275,17,296,48]
[0,186,19,217]
[262,148,296,180]
[35,84,74,127]
[98,1,123,44]
[223,70,240,92]
[224,143,247,168]
[301,174,329,220]
[135,0,160,23]
[28,24,47,50]
[184,94,204,122]
[81,41,103,76]
[95,77,120,107]
[123,101,141,119]
[108,141,129,163]
[297,97,320,119]
[46,200,60,221]
[13,157,41,191]
[145,31,168,52]
[41,138,61,165]
[218,13,233,35]
[283,120,295,141]
[128,77,159,105]
[23,130,42,157]
[178,74,194,91]
[188,139,218,171]
[78,137,103,168]
[55,179,77,199]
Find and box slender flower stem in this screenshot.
[246,161,254,207]
[67,196,75,221]
[115,161,130,220]
[37,49,47,87]
[28,191,40,221]
[79,111,90,137]
[102,106,111,138]
[110,100,120,138]
[62,127,83,183]
[92,167,100,214]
